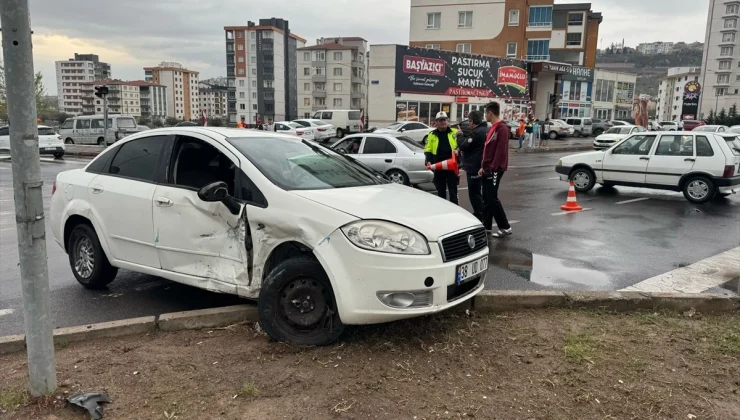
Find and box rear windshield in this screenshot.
[724,136,740,156]
[38,127,56,136]
[606,127,632,134]
[116,118,136,128]
[396,136,424,151]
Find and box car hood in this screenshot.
[595,134,626,141]
[561,150,605,164]
[373,128,399,134]
[291,184,481,241]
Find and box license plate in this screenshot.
[456,256,488,285]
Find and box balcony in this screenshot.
[351,91,364,99]
[312,104,328,112]
[351,75,364,84]
[312,90,326,98]
[312,74,327,83]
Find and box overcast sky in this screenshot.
[1,0,709,95]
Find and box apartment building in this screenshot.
[591,69,637,121]
[79,80,142,117]
[636,42,675,55]
[699,0,740,118]
[225,18,306,124]
[408,0,601,67]
[130,81,168,122]
[144,61,200,121]
[55,60,99,115]
[199,82,228,119]
[656,67,702,121]
[73,54,111,80]
[297,37,368,118]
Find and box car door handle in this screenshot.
[639,157,650,161]
[154,197,173,207]
[91,185,104,194]
[384,159,392,163]
[684,158,695,162]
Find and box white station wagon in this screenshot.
[50,128,489,345]
[557,132,740,203]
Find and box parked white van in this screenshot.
[59,115,142,146]
[311,110,362,139]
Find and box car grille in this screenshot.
[440,227,487,262]
[447,276,482,302]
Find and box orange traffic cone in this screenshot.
[560,180,583,211]
[426,153,459,175]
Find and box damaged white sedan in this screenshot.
[50,127,489,345]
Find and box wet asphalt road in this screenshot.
[1,153,739,335]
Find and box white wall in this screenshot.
[368,45,399,125]
[533,72,555,120]
[273,33,287,120]
[550,30,566,49]
[409,0,506,42]
[700,0,740,116]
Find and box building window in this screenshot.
[238,57,244,63]
[427,12,441,29]
[304,97,311,106]
[252,68,257,75]
[566,33,582,46]
[253,104,257,110]
[333,52,343,60]
[724,18,738,28]
[238,68,245,75]
[333,98,342,107]
[458,11,473,28]
[331,67,341,76]
[718,74,730,84]
[528,6,552,27]
[304,82,311,91]
[315,82,325,91]
[237,32,243,38]
[304,67,310,76]
[252,92,257,99]
[526,39,550,60]
[568,12,584,25]
[425,44,440,50]
[507,42,517,57]
[226,30,233,39]
[314,67,325,76]
[239,104,246,110]
[264,80,273,88]
[723,32,736,43]
[720,60,732,70]
[721,46,734,56]
[251,31,256,39]
[314,51,326,61]
[239,80,245,87]
[334,83,342,91]
[509,9,519,26]
[250,56,256,62]
[252,80,257,87]
[456,43,472,53]
[717,87,728,95]
[303,52,310,61]
[728,4,740,14]
[237,44,244,51]
[239,92,245,99]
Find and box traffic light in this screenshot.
[549,93,561,105]
[94,86,109,98]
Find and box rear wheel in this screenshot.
[386,169,410,185]
[682,176,715,204]
[64,138,74,145]
[97,137,105,146]
[336,128,344,139]
[570,167,596,192]
[53,152,64,159]
[67,224,118,289]
[574,130,582,137]
[258,257,345,346]
[549,131,558,140]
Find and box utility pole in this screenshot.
[0,0,57,395]
[94,85,109,144]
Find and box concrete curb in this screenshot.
[1,293,737,355]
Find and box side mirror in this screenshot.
[398,128,405,132]
[198,181,229,202]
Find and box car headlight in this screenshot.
[341,220,430,255]
[557,160,562,167]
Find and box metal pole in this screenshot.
[103,92,108,144]
[0,0,57,395]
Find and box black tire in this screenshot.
[570,167,596,193]
[336,128,344,139]
[53,152,64,159]
[682,176,716,204]
[64,138,74,145]
[67,223,118,289]
[258,257,344,346]
[574,130,582,137]
[549,131,558,140]
[97,137,105,146]
[386,169,410,185]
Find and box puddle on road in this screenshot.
[489,247,612,289]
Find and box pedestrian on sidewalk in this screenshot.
[524,119,533,149]
[540,118,550,150]
[236,117,247,128]
[424,111,459,204]
[480,101,512,238]
[517,119,525,150]
[531,119,540,149]
[457,110,487,220]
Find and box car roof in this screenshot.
[0,125,51,129]
[274,121,298,125]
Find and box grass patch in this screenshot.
[0,389,29,410]
[564,333,599,363]
[238,382,259,396]
[716,326,740,356]
[56,337,69,349]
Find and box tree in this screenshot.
[706,110,716,125]
[165,117,180,126]
[209,117,224,127]
[151,118,164,128]
[718,108,727,125]
[138,116,151,127]
[729,104,738,120]
[34,72,54,119]
[55,112,71,126]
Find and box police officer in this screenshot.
[457,110,487,220]
[424,111,459,204]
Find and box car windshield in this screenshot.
[386,122,404,130]
[606,127,632,134]
[227,136,384,190]
[724,136,740,156]
[396,136,424,151]
[117,118,136,128]
[38,127,56,136]
[285,122,302,129]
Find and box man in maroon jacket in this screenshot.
[479,101,512,238]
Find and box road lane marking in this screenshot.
[620,247,740,294]
[615,197,650,205]
[551,208,593,216]
[0,308,14,317]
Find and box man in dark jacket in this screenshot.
[480,101,512,238]
[424,111,459,204]
[457,111,487,220]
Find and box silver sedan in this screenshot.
[331,133,433,186]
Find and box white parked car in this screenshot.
[272,121,314,140]
[292,119,337,142]
[544,119,574,139]
[59,115,141,146]
[0,125,66,158]
[331,133,433,186]
[593,125,647,150]
[693,125,730,133]
[50,128,488,345]
[373,121,432,144]
[556,132,740,203]
[659,121,680,131]
[729,125,740,134]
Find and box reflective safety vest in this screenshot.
[424,128,458,156]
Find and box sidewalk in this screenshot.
[1,308,738,419]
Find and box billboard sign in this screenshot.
[394,46,528,98]
[680,81,701,120]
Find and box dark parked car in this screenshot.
[590,119,612,136]
[682,120,706,131]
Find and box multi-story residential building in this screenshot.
[199,82,228,120]
[55,60,98,115]
[591,69,637,121]
[73,54,111,80]
[131,81,168,122]
[225,18,306,124]
[636,42,675,55]
[297,37,368,118]
[656,67,702,122]
[699,0,740,118]
[408,0,601,67]
[79,80,142,117]
[144,62,200,121]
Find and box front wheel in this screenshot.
[549,131,558,140]
[64,138,74,145]
[570,168,596,192]
[682,176,716,204]
[386,169,410,185]
[97,137,105,146]
[53,152,64,159]
[67,224,118,289]
[258,257,345,346]
[336,128,344,139]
